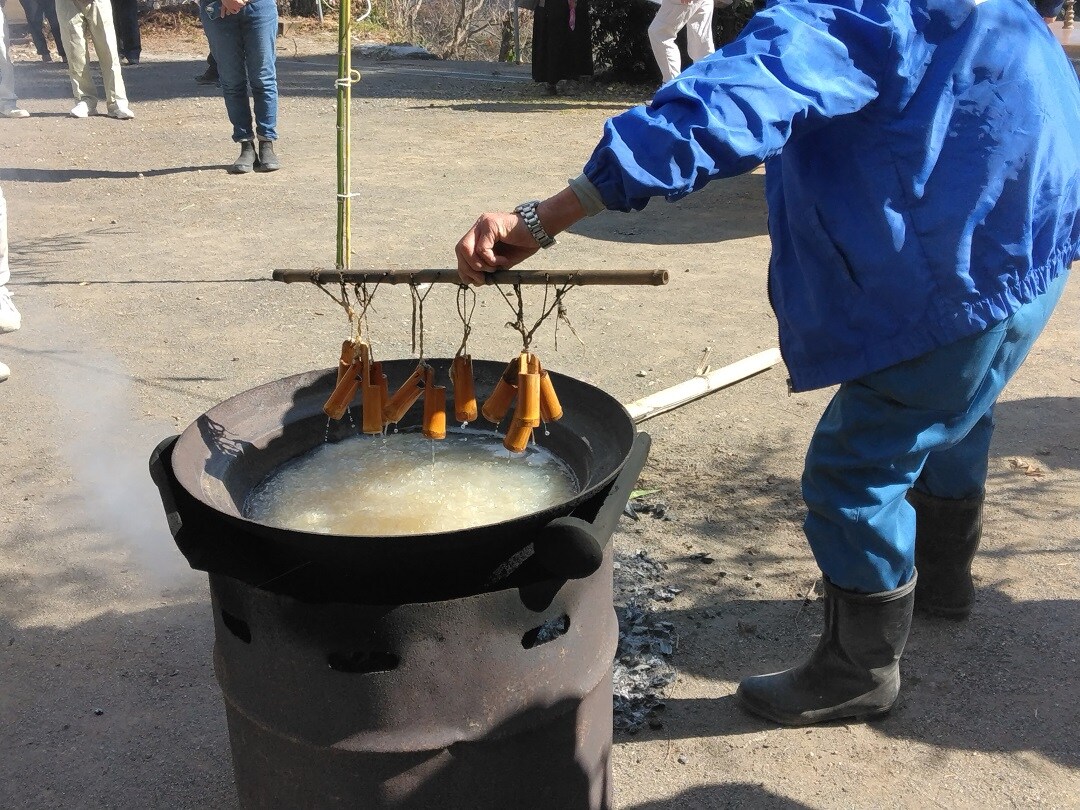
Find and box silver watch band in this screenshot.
[514,200,557,249]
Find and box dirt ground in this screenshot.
[1,18,1079,810]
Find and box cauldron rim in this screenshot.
[170,359,637,547]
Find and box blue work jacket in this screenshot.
[582,0,1080,391]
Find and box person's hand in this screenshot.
[222,0,248,15]
[455,211,541,286]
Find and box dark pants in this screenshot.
[18,0,66,60]
[109,0,140,61]
[199,0,279,142]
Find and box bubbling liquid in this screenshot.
[244,429,579,535]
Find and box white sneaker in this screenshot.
[70,100,96,118]
[0,287,21,333]
[107,105,135,120]
[1,106,30,118]
[0,361,9,383]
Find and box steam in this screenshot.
[36,343,190,584]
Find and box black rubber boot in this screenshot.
[229,141,257,174]
[736,574,916,726]
[908,488,983,620]
[256,140,281,172]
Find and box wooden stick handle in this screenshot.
[272,268,669,287]
[623,349,783,424]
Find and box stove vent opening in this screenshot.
[521,614,571,649]
[221,610,252,644]
[327,649,400,674]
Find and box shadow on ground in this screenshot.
[624,783,813,809]
[614,588,1080,771]
[0,603,234,810]
[11,51,647,107]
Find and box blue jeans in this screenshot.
[199,0,278,142]
[802,270,1069,593]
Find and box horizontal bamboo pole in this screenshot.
[272,268,669,286]
[624,348,783,424]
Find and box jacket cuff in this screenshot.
[568,173,606,216]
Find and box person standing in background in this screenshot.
[109,0,140,64]
[17,0,67,62]
[55,0,135,118]
[0,186,22,382]
[199,0,281,173]
[1,0,31,117]
[648,0,727,85]
[531,0,593,95]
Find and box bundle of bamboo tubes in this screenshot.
[323,343,483,442]
[482,351,563,453]
[323,344,562,451]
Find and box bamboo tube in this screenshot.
[377,370,390,418]
[273,268,670,287]
[538,369,563,422]
[359,342,371,386]
[503,416,533,453]
[337,340,358,384]
[324,360,362,420]
[383,364,426,424]
[516,371,541,428]
[481,357,520,424]
[422,368,447,440]
[362,361,384,434]
[481,379,516,424]
[451,354,478,423]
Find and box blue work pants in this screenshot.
[199,0,278,142]
[802,271,1069,593]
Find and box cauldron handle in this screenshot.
[532,432,652,580]
[149,435,187,544]
[149,434,244,573]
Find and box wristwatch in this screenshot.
[514,200,557,249]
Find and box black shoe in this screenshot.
[736,574,917,726]
[195,68,220,85]
[909,489,983,620]
[255,140,280,172]
[229,141,257,174]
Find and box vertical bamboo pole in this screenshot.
[336,0,353,271]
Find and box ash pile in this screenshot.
[612,548,680,732]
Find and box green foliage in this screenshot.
[591,0,759,83]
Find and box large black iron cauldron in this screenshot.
[150,359,651,810]
[153,358,640,604]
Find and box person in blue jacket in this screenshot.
[455,0,1080,726]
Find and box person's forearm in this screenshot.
[535,186,589,240]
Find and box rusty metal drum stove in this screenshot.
[151,358,650,810]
